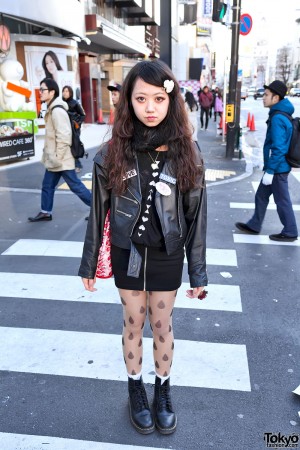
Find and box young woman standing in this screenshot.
[79,60,208,435]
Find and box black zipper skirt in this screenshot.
[111,243,184,291]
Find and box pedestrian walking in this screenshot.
[107,81,121,107]
[214,90,223,124]
[199,86,213,130]
[235,80,298,242]
[62,85,86,173]
[28,78,91,222]
[79,59,208,435]
[184,90,199,142]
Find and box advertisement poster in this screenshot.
[23,45,79,119]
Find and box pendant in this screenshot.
[151,162,159,170]
[156,181,171,196]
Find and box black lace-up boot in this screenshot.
[153,376,177,434]
[128,377,155,434]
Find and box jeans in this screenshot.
[41,169,91,214]
[200,107,210,129]
[247,173,298,237]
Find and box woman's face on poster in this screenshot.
[45,55,57,75]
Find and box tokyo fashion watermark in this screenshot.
[264,432,299,448]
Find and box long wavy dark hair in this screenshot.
[185,91,198,112]
[106,59,202,195]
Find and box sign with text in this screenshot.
[226,104,235,123]
[0,133,34,161]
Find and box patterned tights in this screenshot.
[120,289,176,377]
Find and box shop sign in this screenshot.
[0,134,34,161]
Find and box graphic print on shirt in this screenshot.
[137,153,160,238]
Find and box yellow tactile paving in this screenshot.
[205,169,236,181]
[58,180,92,190]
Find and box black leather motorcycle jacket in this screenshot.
[78,143,208,288]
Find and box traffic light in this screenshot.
[212,0,227,23]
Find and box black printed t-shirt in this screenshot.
[131,150,166,248]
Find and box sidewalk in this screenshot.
[195,117,260,186]
[0,118,259,185]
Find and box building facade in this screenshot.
[0,0,161,123]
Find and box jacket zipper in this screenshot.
[178,191,183,237]
[127,187,139,203]
[129,158,141,237]
[144,247,148,291]
[116,209,132,218]
[120,195,138,204]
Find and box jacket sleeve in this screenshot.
[266,115,292,174]
[78,147,110,279]
[183,151,208,288]
[52,108,72,160]
[74,102,86,125]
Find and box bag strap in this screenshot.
[51,104,66,114]
[270,110,293,122]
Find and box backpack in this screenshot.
[51,105,85,159]
[271,111,300,168]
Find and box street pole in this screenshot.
[226,0,241,158]
[159,0,172,68]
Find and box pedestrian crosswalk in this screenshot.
[0,237,249,449]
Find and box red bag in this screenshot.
[96,210,113,279]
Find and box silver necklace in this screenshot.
[148,151,160,170]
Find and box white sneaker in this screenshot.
[200,127,204,130]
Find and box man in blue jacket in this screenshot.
[235,80,298,242]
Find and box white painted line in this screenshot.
[0,327,251,391]
[0,433,165,450]
[233,234,300,246]
[1,239,84,257]
[230,202,300,211]
[178,283,242,312]
[0,273,242,312]
[291,171,300,182]
[252,181,275,203]
[2,239,237,267]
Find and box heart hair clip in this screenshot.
[163,79,175,94]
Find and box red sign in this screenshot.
[240,14,252,36]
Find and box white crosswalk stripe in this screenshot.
[0,433,167,450]
[233,234,300,246]
[0,327,250,391]
[2,239,238,266]
[230,181,300,211]
[0,273,242,312]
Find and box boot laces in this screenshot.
[158,384,173,411]
[132,384,148,411]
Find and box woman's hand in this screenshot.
[82,277,97,292]
[186,287,206,299]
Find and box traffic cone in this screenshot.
[247,112,251,128]
[97,108,105,124]
[249,114,256,131]
[108,108,114,125]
